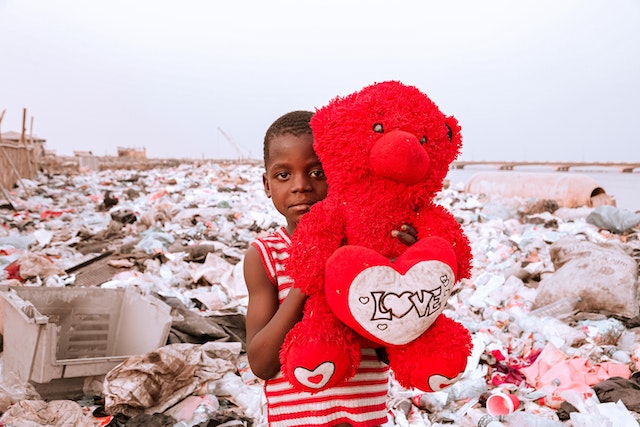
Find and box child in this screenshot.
[244,110,415,426]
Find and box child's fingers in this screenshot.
[400,223,417,238]
[391,229,417,246]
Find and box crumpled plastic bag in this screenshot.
[186,254,248,311]
[204,371,264,421]
[533,236,639,318]
[160,295,246,349]
[0,371,42,415]
[567,392,639,427]
[103,341,241,417]
[135,228,175,254]
[6,252,66,281]
[586,205,640,234]
[0,399,101,427]
[164,394,219,425]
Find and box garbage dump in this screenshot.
[0,160,639,426]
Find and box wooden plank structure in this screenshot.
[0,108,45,190]
[117,146,146,159]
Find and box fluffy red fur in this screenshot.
[281,81,473,393]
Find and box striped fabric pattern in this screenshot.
[251,227,390,427]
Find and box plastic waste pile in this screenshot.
[0,161,639,427]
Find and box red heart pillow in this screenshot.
[325,237,458,346]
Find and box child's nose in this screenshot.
[292,174,313,192]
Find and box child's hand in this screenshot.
[391,224,417,246]
[375,347,390,365]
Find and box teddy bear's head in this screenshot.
[310,80,462,200]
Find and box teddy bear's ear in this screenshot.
[445,115,462,146]
[309,103,334,140]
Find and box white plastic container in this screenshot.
[1,285,172,385]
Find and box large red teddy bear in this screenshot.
[281,80,473,393]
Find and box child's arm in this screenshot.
[243,245,307,380]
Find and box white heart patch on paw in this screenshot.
[293,362,335,389]
[429,372,463,391]
[325,236,458,346]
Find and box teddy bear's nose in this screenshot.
[369,130,430,184]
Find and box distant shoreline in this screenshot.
[451,161,640,173]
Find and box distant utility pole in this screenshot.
[216,127,250,160]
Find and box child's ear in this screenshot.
[262,173,271,198]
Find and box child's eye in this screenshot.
[310,169,325,179]
[275,171,290,179]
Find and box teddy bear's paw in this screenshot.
[291,361,336,390]
[386,314,472,392]
[280,320,361,393]
[281,338,358,393]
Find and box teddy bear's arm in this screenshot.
[287,201,345,296]
[417,205,472,280]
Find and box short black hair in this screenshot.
[263,110,314,168]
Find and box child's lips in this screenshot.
[290,202,312,213]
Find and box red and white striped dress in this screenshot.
[252,227,390,427]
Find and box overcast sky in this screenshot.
[1,0,639,162]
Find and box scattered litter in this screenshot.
[533,236,639,319]
[586,205,640,234]
[0,161,639,426]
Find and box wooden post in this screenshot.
[21,108,27,145]
[29,116,39,174]
[29,116,34,144]
[0,109,5,138]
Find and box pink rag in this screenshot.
[521,343,631,394]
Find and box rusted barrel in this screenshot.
[464,172,614,208]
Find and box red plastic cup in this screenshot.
[486,392,520,416]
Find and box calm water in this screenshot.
[447,166,640,213]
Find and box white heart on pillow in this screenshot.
[325,236,458,346]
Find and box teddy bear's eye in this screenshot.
[373,123,384,133]
[420,136,427,145]
[446,124,453,141]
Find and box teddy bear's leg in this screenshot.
[280,293,361,393]
[386,314,472,392]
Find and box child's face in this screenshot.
[263,133,327,234]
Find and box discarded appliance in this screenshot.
[0,286,172,392]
